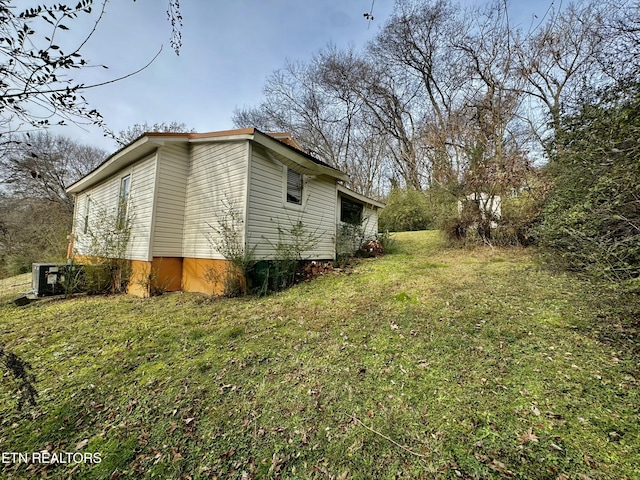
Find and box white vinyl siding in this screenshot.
[183,141,248,259]
[152,143,189,257]
[362,206,379,239]
[247,147,337,260]
[72,154,157,261]
[127,155,157,260]
[72,175,120,256]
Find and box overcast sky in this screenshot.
[48,0,555,153]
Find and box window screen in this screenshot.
[340,197,363,224]
[287,168,303,205]
[83,196,91,234]
[117,174,131,229]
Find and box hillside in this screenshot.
[1,231,639,479]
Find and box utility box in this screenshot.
[31,263,84,297]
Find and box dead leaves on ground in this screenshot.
[518,428,539,444]
[474,454,514,478]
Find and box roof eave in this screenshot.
[252,131,349,182]
[338,184,385,209]
[66,136,171,194]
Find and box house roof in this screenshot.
[338,185,385,209]
[66,128,348,193]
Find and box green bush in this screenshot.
[494,191,546,246]
[538,80,640,283]
[379,187,456,232]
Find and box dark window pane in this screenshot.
[287,169,302,205]
[341,197,363,224]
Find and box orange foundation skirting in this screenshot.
[182,258,233,295]
[128,257,184,297]
[70,254,234,296]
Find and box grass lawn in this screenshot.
[1,231,639,479]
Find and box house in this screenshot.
[66,128,384,296]
[457,192,501,228]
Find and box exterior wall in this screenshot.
[151,257,183,292]
[71,153,157,261]
[152,144,189,257]
[335,193,380,256]
[247,146,337,260]
[128,155,157,260]
[182,141,248,259]
[362,206,379,238]
[72,178,117,245]
[72,172,123,258]
[181,258,233,295]
[127,257,183,297]
[128,260,152,297]
[72,191,88,250]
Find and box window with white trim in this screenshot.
[117,174,131,230]
[340,196,363,225]
[286,168,303,205]
[83,196,91,234]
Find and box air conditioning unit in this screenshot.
[31,263,85,297]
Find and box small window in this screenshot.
[286,168,303,205]
[83,196,91,234]
[117,174,131,229]
[340,197,363,225]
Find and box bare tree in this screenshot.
[1,131,107,212]
[0,0,182,145]
[0,133,106,274]
[449,0,531,238]
[515,0,612,147]
[116,121,194,146]
[603,0,640,79]
[235,0,637,222]
[234,48,390,198]
[362,0,470,190]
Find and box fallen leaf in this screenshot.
[576,474,593,480]
[75,439,89,450]
[531,405,541,416]
[488,459,513,477]
[583,454,597,468]
[172,447,183,462]
[518,428,539,444]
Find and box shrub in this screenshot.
[379,187,453,232]
[376,231,396,254]
[204,196,256,296]
[538,80,640,283]
[493,187,547,246]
